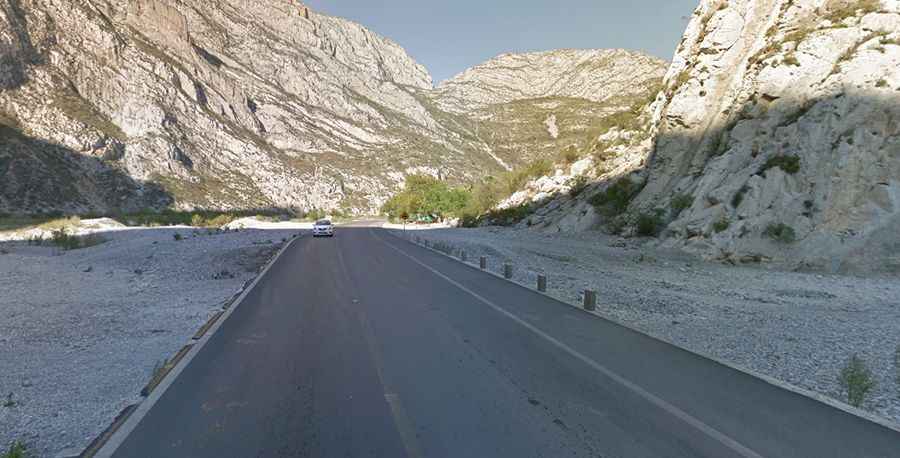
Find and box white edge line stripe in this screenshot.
[93,235,301,458]
[374,230,763,458]
[387,229,900,436]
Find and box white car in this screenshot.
[312,219,334,237]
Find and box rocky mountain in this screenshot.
[0,0,489,214]
[430,49,666,166]
[504,0,900,274]
[0,0,664,215]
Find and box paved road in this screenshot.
[108,227,900,457]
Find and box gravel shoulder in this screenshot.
[0,224,300,457]
[394,226,900,425]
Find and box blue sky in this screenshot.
[304,1,700,84]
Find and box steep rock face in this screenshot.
[633,0,900,273]
[509,0,900,274]
[430,50,667,166]
[0,0,497,214]
[434,49,666,112]
[0,1,670,216]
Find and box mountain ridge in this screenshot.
[490,0,900,274]
[0,0,666,215]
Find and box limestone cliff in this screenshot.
[500,0,900,274]
[0,1,666,216]
[0,0,493,214]
[636,0,900,273]
[430,49,667,166]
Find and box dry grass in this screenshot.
[37,216,81,231]
[823,0,881,23]
[49,229,108,251]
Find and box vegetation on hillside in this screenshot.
[381,159,555,227]
[589,177,643,217]
[381,175,470,222]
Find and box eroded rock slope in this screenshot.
[510,0,900,274]
[637,0,900,273]
[0,1,665,215]
[0,0,493,214]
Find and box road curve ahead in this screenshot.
[108,227,900,458]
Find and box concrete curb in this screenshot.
[139,344,194,397]
[192,310,224,340]
[386,229,900,435]
[76,404,138,458]
[87,235,302,458]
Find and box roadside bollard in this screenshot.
[537,275,547,292]
[503,263,513,279]
[480,256,487,270]
[583,289,597,311]
[460,251,467,262]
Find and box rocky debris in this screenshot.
[0,225,298,457]
[401,226,900,425]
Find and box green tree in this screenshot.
[382,175,470,222]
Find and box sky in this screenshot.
[304,0,700,84]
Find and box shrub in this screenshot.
[713,217,730,233]
[876,79,888,88]
[483,204,533,227]
[204,214,237,228]
[502,159,552,196]
[382,174,470,222]
[839,354,876,407]
[760,155,801,175]
[824,0,881,23]
[49,229,106,251]
[568,176,589,197]
[635,211,664,237]
[37,216,81,231]
[1,442,27,458]
[589,178,642,217]
[558,146,580,165]
[732,185,750,208]
[783,54,800,66]
[763,223,797,243]
[173,233,184,241]
[459,214,480,228]
[606,215,628,235]
[671,193,693,217]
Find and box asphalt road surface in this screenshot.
[107,226,900,457]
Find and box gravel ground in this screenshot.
[393,226,900,425]
[0,225,300,457]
